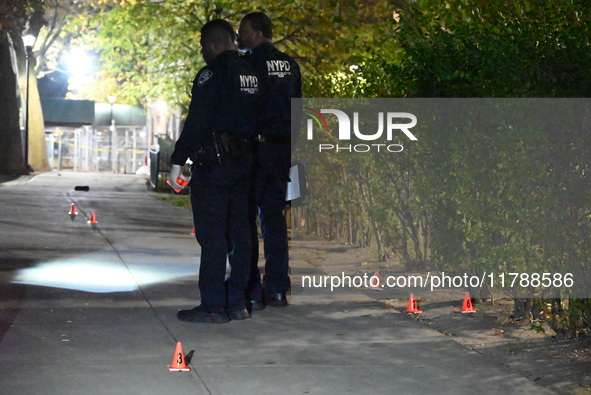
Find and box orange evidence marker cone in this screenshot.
[168,342,190,372]
[68,203,78,216]
[368,271,383,290]
[461,292,476,313]
[405,293,423,313]
[167,177,189,193]
[87,212,98,225]
[191,226,196,235]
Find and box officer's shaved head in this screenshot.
[201,19,236,46]
[200,19,236,63]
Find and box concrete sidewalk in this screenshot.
[0,172,554,394]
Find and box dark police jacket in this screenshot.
[245,42,302,142]
[171,50,260,168]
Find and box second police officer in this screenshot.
[237,12,303,308]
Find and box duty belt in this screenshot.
[192,132,252,169]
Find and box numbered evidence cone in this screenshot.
[368,271,382,290]
[68,203,78,216]
[461,292,476,313]
[87,211,98,225]
[168,341,190,371]
[405,293,422,313]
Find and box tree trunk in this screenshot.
[0,31,25,175]
[19,70,50,171]
[15,34,50,172]
[358,169,387,261]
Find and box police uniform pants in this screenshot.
[190,159,252,313]
[248,141,291,297]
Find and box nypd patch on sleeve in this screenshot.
[198,69,213,86]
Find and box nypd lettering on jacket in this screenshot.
[240,74,259,94]
[266,60,291,78]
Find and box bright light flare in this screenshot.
[13,257,199,293]
[64,48,95,78]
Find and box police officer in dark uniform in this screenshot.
[237,12,302,308]
[170,19,259,323]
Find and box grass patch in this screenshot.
[151,194,191,210]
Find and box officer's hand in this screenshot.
[168,164,185,190]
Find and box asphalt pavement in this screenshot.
[0,172,555,394]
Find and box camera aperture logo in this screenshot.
[304,107,417,153]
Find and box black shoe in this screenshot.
[265,292,288,307]
[177,306,230,323]
[228,307,251,320]
[248,299,266,312]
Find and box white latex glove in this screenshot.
[168,164,185,190]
